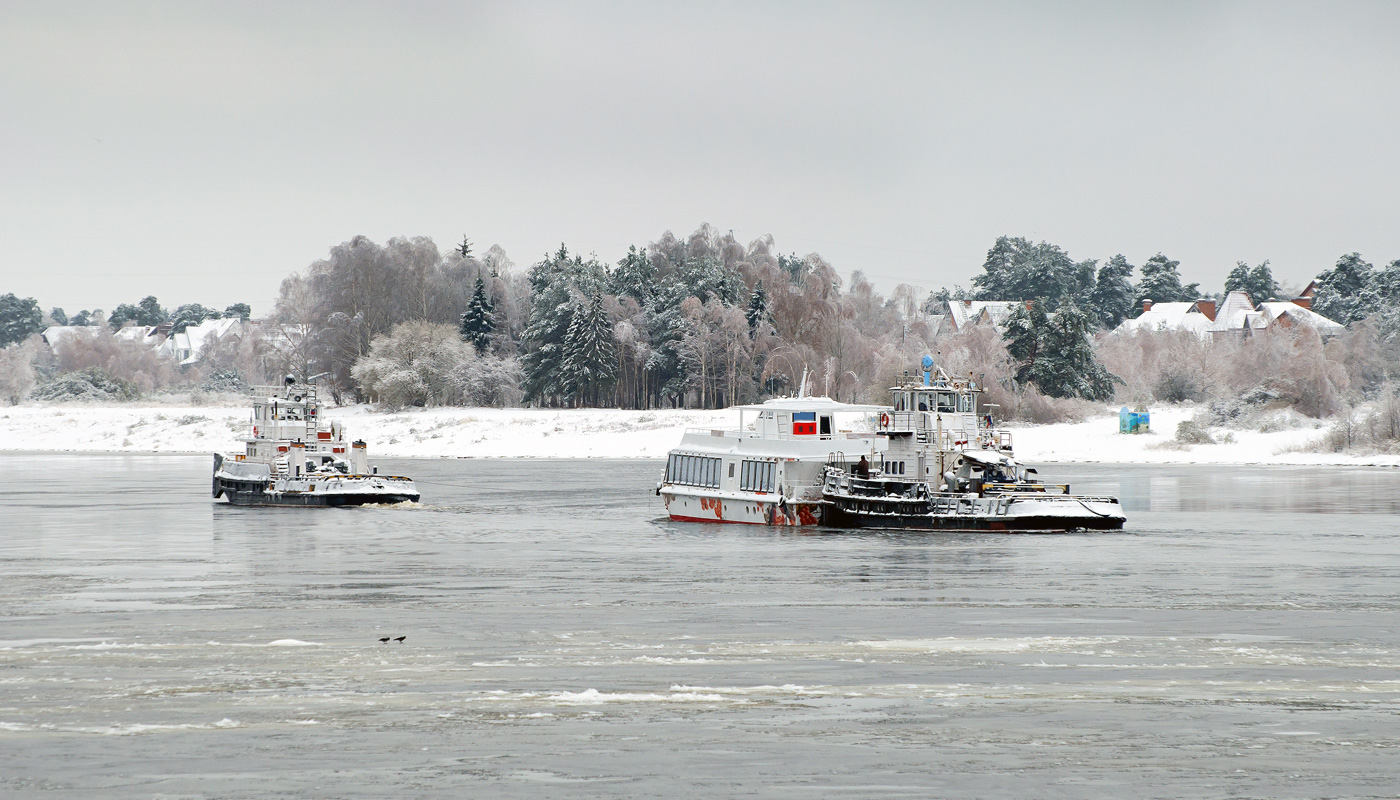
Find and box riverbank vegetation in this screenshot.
[5,228,1400,449]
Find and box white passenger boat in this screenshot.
[212,377,419,507]
[657,390,885,526]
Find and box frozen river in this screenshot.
[2,455,1399,798]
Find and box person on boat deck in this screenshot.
[855,456,870,478]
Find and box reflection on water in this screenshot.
[1,455,1398,798]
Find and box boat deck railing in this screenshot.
[684,427,877,441]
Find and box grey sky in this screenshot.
[2,1,1398,314]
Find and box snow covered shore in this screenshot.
[0,402,1396,467]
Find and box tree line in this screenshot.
[4,226,1400,418]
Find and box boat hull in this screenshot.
[820,502,1125,532]
[215,480,420,507]
[213,471,419,508]
[661,488,821,526]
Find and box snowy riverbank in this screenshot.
[1,402,1396,467]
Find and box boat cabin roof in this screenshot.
[734,397,886,414]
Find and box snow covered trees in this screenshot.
[107,296,167,330]
[561,289,617,406]
[459,277,495,353]
[1312,253,1382,325]
[971,237,1095,311]
[1086,255,1136,329]
[1003,301,1119,400]
[351,321,521,409]
[0,294,43,347]
[1133,254,1200,310]
[1224,261,1278,303]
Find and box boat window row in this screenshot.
[739,459,776,493]
[892,392,974,413]
[666,454,722,488]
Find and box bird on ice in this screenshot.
[378,637,391,643]
[394,636,406,643]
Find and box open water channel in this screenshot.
[1,454,1399,798]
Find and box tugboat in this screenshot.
[657,372,886,525]
[818,357,1125,532]
[212,377,420,507]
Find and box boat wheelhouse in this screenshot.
[658,396,885,526]
[212,377,419,507]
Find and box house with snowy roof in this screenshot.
[41,324,163,349]
[159,317,246,365]
[942,300,1025,334]
[1114,291,1343,340]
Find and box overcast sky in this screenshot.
[2,1,1398,315]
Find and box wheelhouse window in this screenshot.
[739,459,776,493]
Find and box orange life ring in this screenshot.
[879,412,890,428]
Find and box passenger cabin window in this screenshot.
[739,460,776,493]
[665,454,722,488]
[819,416,832,436]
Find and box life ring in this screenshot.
[879,412,890,428]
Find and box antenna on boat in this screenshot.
[797,366,809,398]
[921,354,934,386]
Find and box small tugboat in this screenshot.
[213,377,419,507]
[657,372,885,525]
[819,357,1125,532]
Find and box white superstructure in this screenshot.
[658,395,886,526]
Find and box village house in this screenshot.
[41,318,249,366]
[939,300,1026,334]
[1115,288,1343,340]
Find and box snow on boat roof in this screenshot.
[734,397,886,413]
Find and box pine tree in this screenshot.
[457,237,473,258]
[745,280,769,337]
[1246,261,1277,302]
[1134,254,1199,311]
[1312,252,1378,325]
[611,245,655,304]
[1029,301,1120,400]
[1001,301,1048,384]
[1224,261,1252,296]
[561,289,617,406]
[1087,254,1135,329]
[459,276,495,352]
[0,294,44,347]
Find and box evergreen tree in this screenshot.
[49,307,68,326]
[745,280,769,337]
[1224,261,1252,295]
[1001,301,1048,384]
[1086,254,1135,329]
[457,237,473,258]
[971,236,1095,310]
[1312,252,1378,324]
[459,276,495,352]
[169,303,221,334]
[69,310,93,326]
[0,293,44,347]
[1246,261,1277,302]
[1133,254,1199,312]
[223,303,252,320]
[520,245,609,404]
[1030,301,1120,400]
[611,245,655,304]
[561,289,617,406]
[108,295,167,329]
